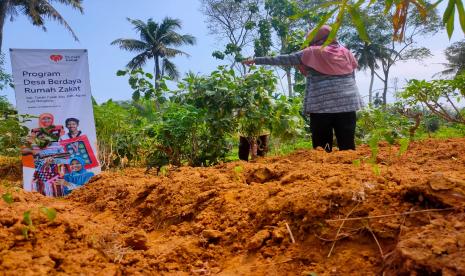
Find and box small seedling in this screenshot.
[372,164,380,176]
[22,210,34,239]
[159,166,169,176]
[233,165,243,180]
[39,207,57,221]
[352,159,361,167]
[398,138,410,156]
[368,136,379,163]
[21,207,57,240]
[1,192,13,204]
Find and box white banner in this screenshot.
[10,49,100,197]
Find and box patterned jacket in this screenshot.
[254,50,364,114]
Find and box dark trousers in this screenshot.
[309,112,356,152]
[238,135,269,161]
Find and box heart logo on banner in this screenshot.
[50,55,63,62]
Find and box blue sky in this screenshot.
[2,0,465,105]
[3,0,222,104]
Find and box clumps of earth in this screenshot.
[1,138,464,275]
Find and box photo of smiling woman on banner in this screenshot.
[60,156,95,196]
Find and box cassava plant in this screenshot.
[174,67,241,165]
[356,106,412,172]
[399,74,465,124]
[236,67,277,160]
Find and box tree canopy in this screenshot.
[0,0,83,52]
[112,17,196,87]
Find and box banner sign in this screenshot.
[10,49,100,197]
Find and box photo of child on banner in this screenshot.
[22,114,98,197]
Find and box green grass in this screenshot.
[224,136,313,161]
[268,138,313,156]
[415,125,465,140]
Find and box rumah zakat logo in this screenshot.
[50,54,63,63]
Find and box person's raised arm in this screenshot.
[242,51,303,67]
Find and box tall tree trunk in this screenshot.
[285,67,293,98]
[382,69,389,106]
[153,56,161,110]
[368,66,375,106]
[0,0,9,53]
[154,56,160,89]
[281,36,293,98]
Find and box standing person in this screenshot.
[242,25,363,152]
[60,118,82,140]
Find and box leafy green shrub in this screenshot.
[117,68,168,104]
[0,54,12,91]
[94,99,154,169]
[270,95,305,143]
[105,66,307,169]
[356,106,411,170]
[399,74,465,124]
[0,96,30,156]
[176,67,240,165]
[356,106,411,145]
[151,102,205,166]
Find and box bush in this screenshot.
[94,99,154,169]
[356,106,411,145]
[0,96,30,156]
[399,74,465,124]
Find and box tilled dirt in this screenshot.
[1,138,465,275]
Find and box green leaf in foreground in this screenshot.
[39,207,57,222]
[2,193,13,204]
[234,165,243,174]
[23,210,33,226]
[348,5,369,42]
[21,227,30,240]
[456,0,465,33]
[372,164,380,176]
[444,0,456,38]
[398,138,410,156]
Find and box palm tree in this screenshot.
[112,17,196,88]
[343,30,390,105]
[0,0,83,52]
[351,41,390,105]
[436,40,465,78]
[341,3,391,106]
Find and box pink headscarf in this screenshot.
[299,25,358,76]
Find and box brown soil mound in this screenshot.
[1,138,465,275]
